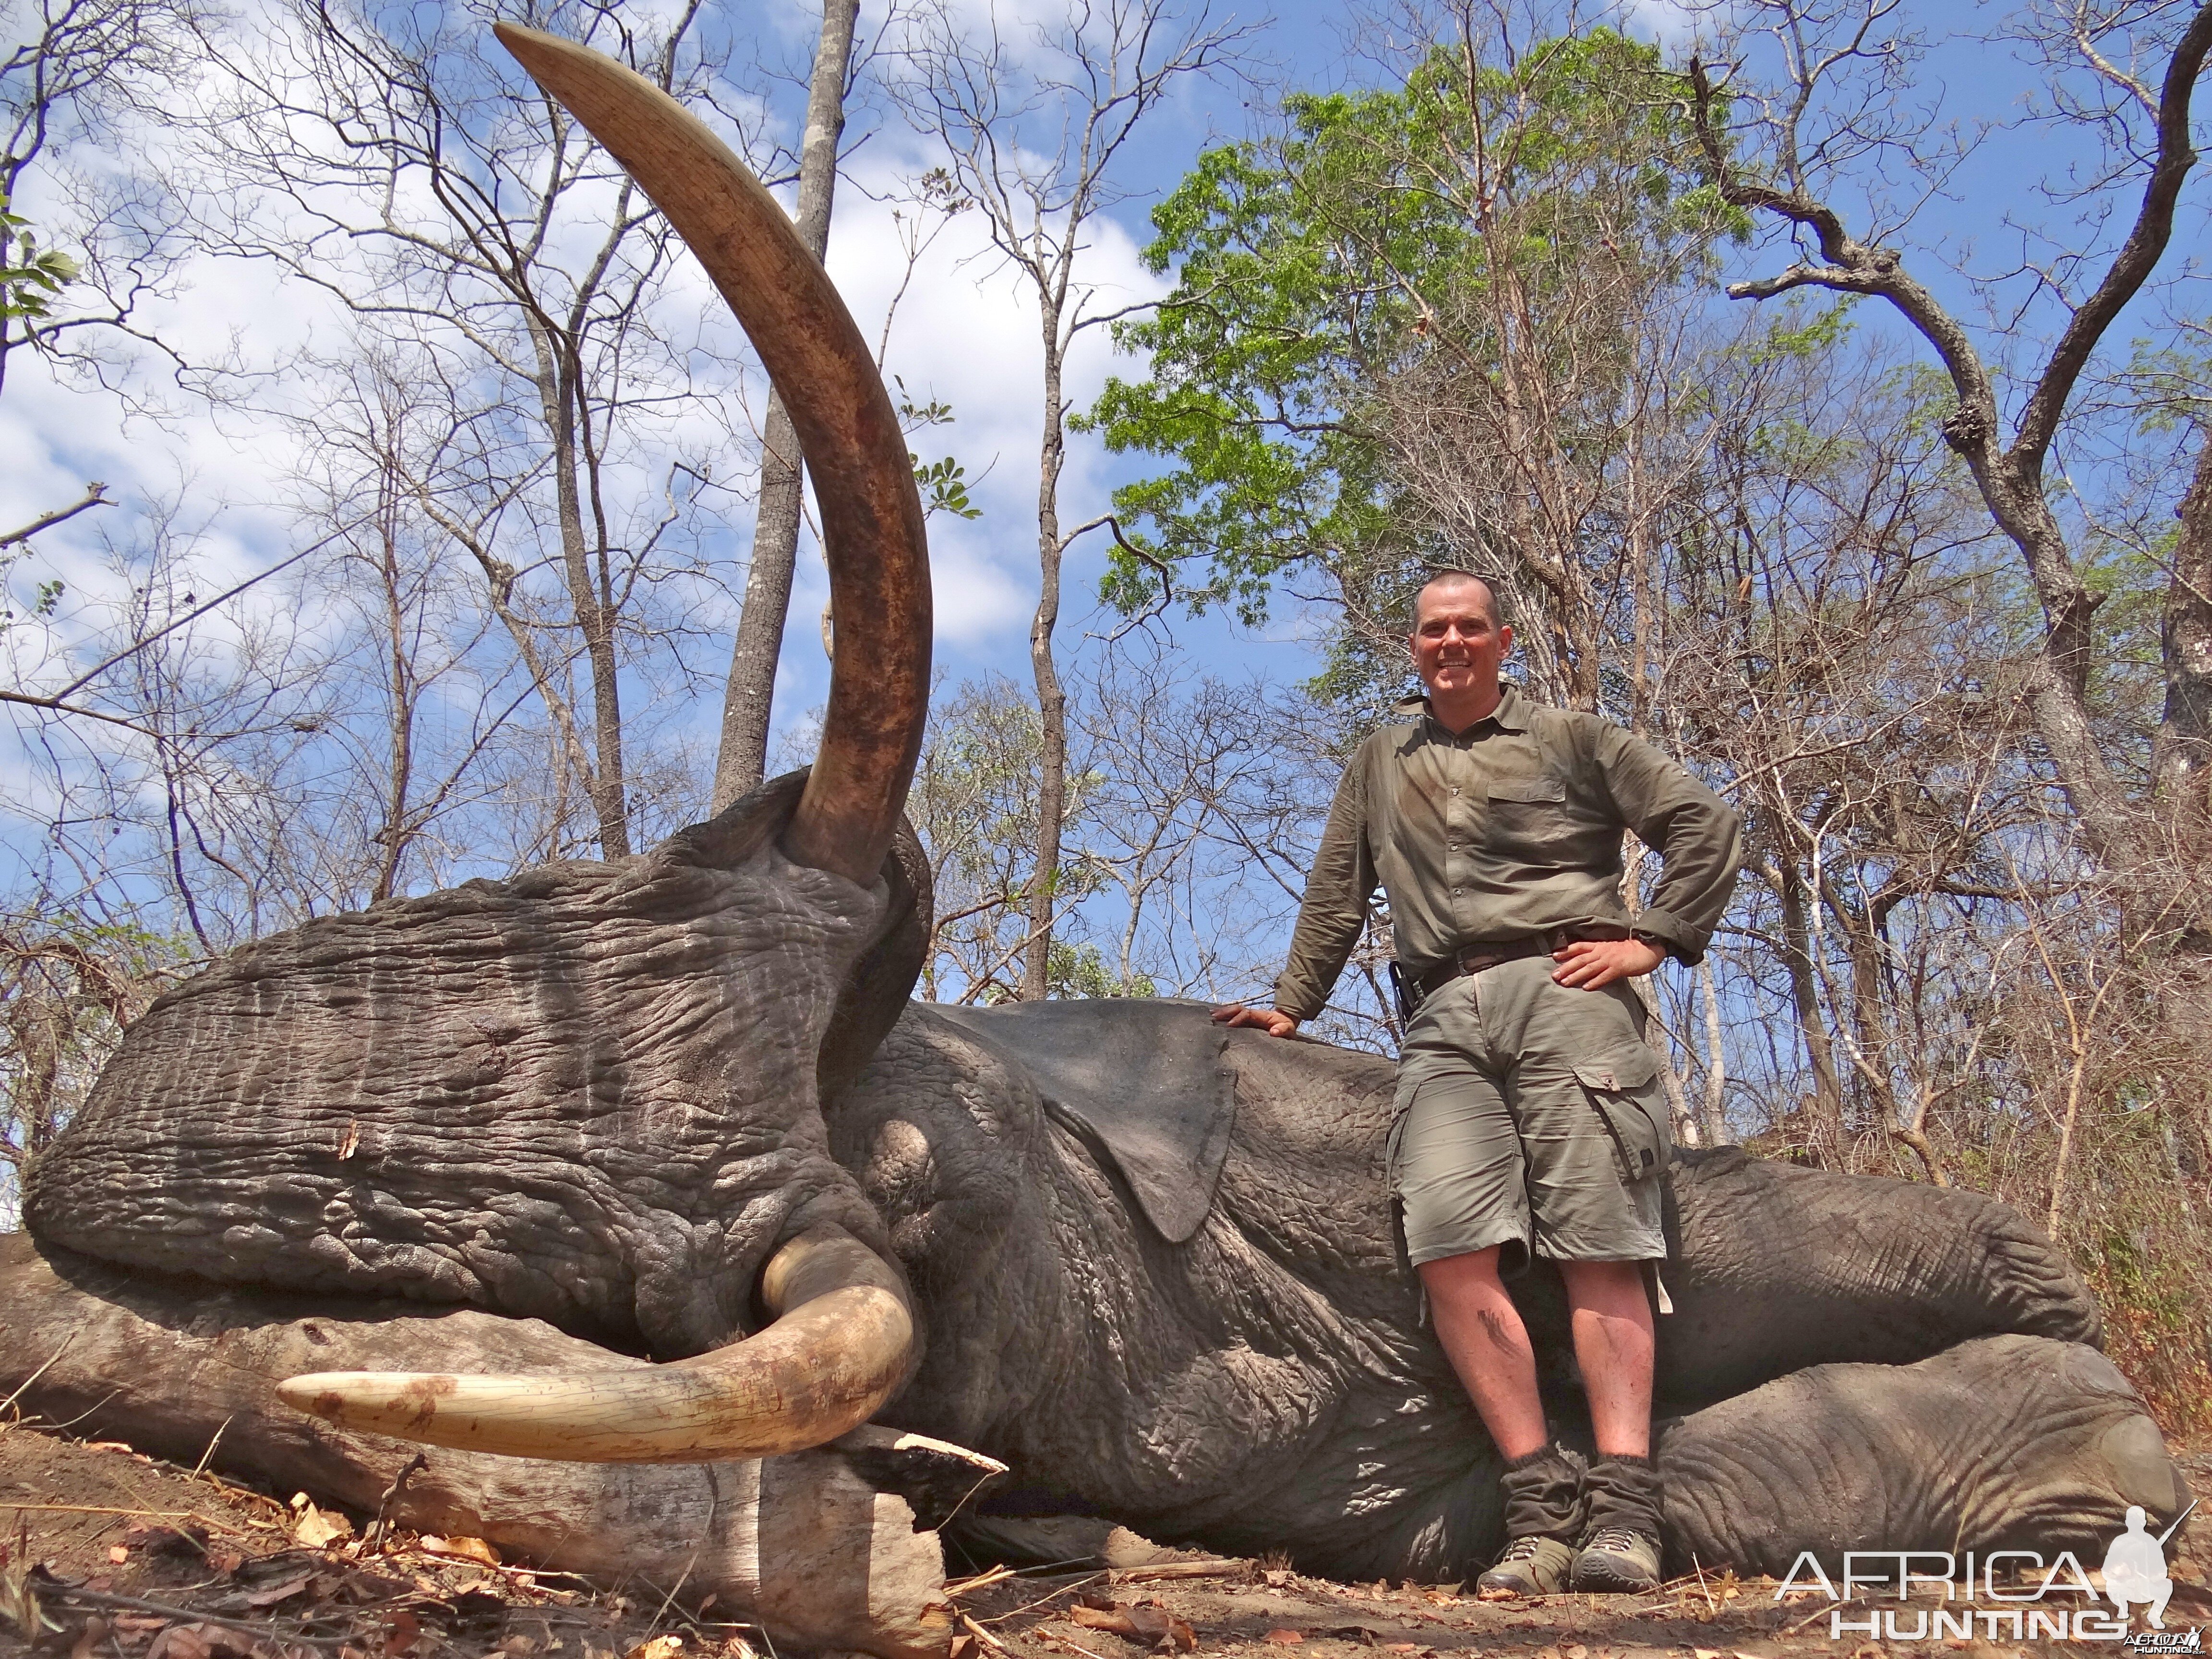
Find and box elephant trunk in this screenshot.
[275,1225,914,1461]
[492,24,930,888]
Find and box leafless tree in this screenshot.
[894,0,1254,998]
[179,0,761,858]
[1,0,207,401]
[1350,7,1741,718]
[1683,0,2212,870]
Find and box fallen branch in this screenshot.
[944,1565,1018,1597]
[959,1611,1013,1654]
[979,1574,1108,1625]
[1109,1559,1248,1583]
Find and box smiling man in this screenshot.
[1216,569,1741,1596]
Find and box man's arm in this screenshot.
[1589,723,1743,965]
[1215,749,1377,1037]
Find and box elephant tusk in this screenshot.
[274,1226,916,1462]
[490,24,930,889]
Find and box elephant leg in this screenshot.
[0,1236,999,1659]
[1658,1333,2190,1577]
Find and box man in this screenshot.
[1216,571,1740,1597]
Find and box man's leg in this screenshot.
[1472,962,1673,1593]
[1557,1258,1664,1589]
[1556,1258,1664,1590]
[1558,1260,1655,1457]
[1418,1246,1547,1460]
[1391,982,1581,1597]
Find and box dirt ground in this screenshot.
[0,1424,2204,1659]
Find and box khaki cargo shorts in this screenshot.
[1387,955,1671,1274]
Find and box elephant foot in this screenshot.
[1659,1333,2191,1577]
[0,1235,1002,1659]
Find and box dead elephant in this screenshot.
[2,25,2189,1659]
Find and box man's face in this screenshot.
[1410,579,1512,698]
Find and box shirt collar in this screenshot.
[1396,681,1529,739]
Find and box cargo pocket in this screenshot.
[1573,1044,1672,1185]
[1383,1097,1414,1195]
[1382,1108,1417,1288]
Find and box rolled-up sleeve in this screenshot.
[1273,753,1379,1021]
[1593,726,1741,964]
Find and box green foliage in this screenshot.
[0,192,79,324]
[2,912,183,1220]
[912,453,982,520]
[1082,28,1743,638]
[1045,941,1156,1000]
[894,376,984,520]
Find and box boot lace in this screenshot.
[1583,1526,1650,1555]
[1495,1536,1550,1562]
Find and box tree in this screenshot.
[711,0,862,812]
[1088,18,1742,713]
[2,0,202,398]
[2,0,213,553]
[1682,0,2212,869]
[182,0,760,858]
[905,652,1357,1018]
[895,0,1251,999]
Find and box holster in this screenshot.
[1387,961,1420,1028]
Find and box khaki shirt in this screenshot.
[1274,684,1741,1022]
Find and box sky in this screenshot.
[3,0,2206,887]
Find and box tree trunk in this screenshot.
[1957,449,2137,869]
[372,484,417,904]
[2154,429,2212,831]
[529,322,632,859]
[1021,303,1070,1001]
[713,0,862,811]
[1772,857,1845,1152]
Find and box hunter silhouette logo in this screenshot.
[2105,1503,2186,1631]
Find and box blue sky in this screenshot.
[3,0,2204,888]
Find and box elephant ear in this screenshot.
[931,1000,1236,1244]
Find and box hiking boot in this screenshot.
[1569,1525,1662,1592]
[1575,1454,1664,1591]
[1476,1533,1575,1599]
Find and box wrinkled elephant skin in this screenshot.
[836,999,2182,1577]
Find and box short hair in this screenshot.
[1409,568,1505,631]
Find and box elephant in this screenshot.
[3,24,2189,1653]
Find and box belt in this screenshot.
[1412,928,1615,999]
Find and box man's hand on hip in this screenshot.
[1551,937,1667,989]
[1213,1003,1300,1037]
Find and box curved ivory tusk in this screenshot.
[275,1226,915,1462]
[492,24,929,886]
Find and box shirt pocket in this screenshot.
[1487,777,1567,805]
[1572,1043,1673,1185]
[1481,774,1575,862]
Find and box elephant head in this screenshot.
[23,27,936,1466]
